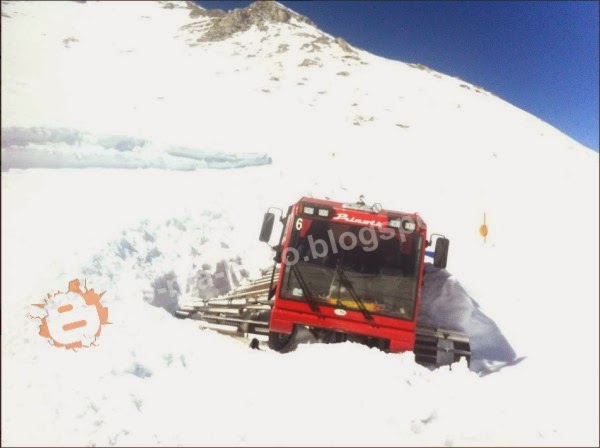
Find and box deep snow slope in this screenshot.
[1,1,599,446]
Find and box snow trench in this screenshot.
[82,217,517,375]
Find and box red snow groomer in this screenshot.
[177,197,470,366]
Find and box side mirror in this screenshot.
[433,237,450,269]
[259,212,275,243]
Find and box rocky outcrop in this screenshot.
[195,1,315,42]
[334,37,354,53]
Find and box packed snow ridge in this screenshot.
[1,127,272,170]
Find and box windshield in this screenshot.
[280,216,422,320]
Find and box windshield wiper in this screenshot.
[290,263,320,312]
[335,261,373,322]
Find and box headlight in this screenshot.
[389,219,402,229]
[318,208,330,217]
[403,220,416,231]
[304,206,315,215]
[389,218,416,231]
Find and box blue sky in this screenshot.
[200,1,599,151]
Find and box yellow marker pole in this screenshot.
[479,212,488,243]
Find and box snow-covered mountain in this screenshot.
[1,1,598,446]
[3,0,595,162]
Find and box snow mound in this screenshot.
[81,216,255,316]
[419,264,517,372]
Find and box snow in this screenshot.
[2,1,599,446]
[1,127,272,170]
[419,264,517,371]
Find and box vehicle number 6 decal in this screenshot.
[295,217,303,231]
